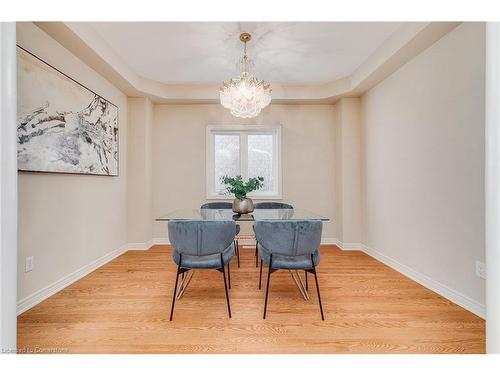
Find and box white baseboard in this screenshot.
[152,237,170,245]
[16,244,129,315]
[149,237,361,253]
[321,237,338,245]
[148,237,342,247]
[335,240,363,250]
[360,243,486,319]
[127,239,155,250]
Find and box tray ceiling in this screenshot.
[88,22,402,84]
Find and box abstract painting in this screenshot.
[17,46,119,176]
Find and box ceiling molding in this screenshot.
[34,21,461,104]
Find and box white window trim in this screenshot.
[206,124,283,200]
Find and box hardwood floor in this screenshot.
[17,245,485,354]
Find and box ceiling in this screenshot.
[88,22,402,84]
[37,22,457,102]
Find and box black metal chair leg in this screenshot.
[169,256,182,321]
[236,239,240,268]
[311,255,324,320]
[305,270,308,290]
[259,259,263,289]
[221,253,231,318]
[227,262,231,289]
[263,254,273,319]
[255,241,259,267]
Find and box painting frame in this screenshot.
[16,45,120,177]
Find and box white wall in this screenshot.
[127,97,153,245]
[334,98,362,247]
[152,104,337,241]
[0,22,17,352]
[16,23,128,306]
[361,22,486,314]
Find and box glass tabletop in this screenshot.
[156,208,329,222]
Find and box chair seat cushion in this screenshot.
[173,243,235,269]
[258,244,320,269]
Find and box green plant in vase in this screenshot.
[220,175,264,214]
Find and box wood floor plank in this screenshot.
[17,245,485,354]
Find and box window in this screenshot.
[206,125,282,199]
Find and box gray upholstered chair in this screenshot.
[200,202,241,267]
[254,220,324,320]
[252,202,294,267]
[168,220,236,320]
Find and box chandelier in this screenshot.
[220,32,272,118]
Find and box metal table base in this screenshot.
[289,270,310,300]
[176,270,194,300]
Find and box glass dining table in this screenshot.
[156,208,329,222]
[156,208,329,301]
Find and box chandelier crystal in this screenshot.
[220,32,272,118]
